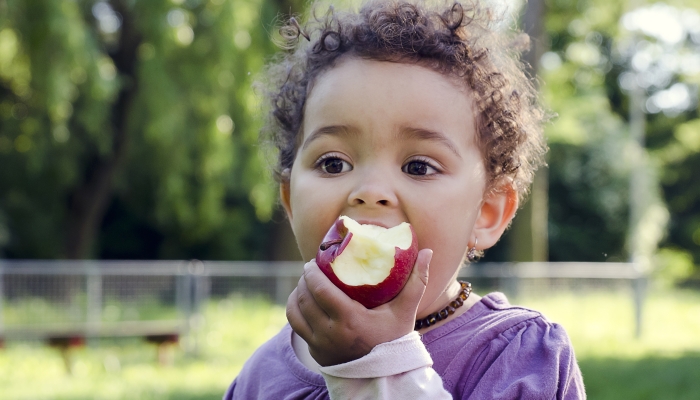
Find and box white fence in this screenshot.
[0,260,647,344]
[464,262,647,337]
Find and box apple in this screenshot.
[315,216,418,309]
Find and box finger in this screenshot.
[297,268,333,325]
[286,287,314,341]
[388,248,432,315]
[303,260,353,320]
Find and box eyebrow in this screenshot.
[301,124,462,160]
[398,126,462,159]
[301,125,360,150]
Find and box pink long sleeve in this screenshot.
[319,331,452,399]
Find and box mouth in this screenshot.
[353,219,395,229]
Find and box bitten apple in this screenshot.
[315,216,418,308]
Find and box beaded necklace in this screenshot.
[414,281,472,331]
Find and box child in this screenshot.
[226,0,585,398]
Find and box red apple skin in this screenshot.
[315,218,418,309]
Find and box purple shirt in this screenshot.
[225,292,586,399]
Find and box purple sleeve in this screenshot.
[466,319,585,400]
[222,379,235,400]
[221,325,331,400]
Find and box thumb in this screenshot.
[389,249,432,315]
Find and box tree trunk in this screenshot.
[509,0,549,262]
[64,0,140,259]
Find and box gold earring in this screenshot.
[467,238,478,262]
[281,168,291,181]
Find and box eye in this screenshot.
[402,158,439,176]
[317,156,353,174]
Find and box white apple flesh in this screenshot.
[315,216,418,308]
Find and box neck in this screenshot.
[415,280,479,334]
[417,280,462,319]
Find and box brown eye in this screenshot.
[321,158,351,174]
[403,161,429,175]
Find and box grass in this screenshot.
[518,289,700,399]
[0,289,699,399]
[0,295,288,400]
[3,296,180,325]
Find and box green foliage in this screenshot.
[0,0,287,260]
[654,247,695,286]
[1,0,698,270]
[537,0,700,274]
[536,0,632,262]
[653,116,700,274]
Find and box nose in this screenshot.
[347,169,398,207]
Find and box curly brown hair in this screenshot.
[259,0,547,201]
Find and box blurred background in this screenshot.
[0,0,699,398]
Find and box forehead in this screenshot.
[303,57,477,146]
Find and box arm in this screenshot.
[285,250,433,366]
[318,331,452,400]
[286,250,452,398]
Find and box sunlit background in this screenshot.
[0,0,699,398]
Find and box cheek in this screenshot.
[289,194,322,260]
[416,212,474,264]
[292,222,320,262]
[411,185,482,302]
[289,176,345,261]
[413,186,481,246]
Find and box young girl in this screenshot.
[226,0,585,398]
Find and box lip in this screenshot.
[353,219,396,229]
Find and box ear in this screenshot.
[472,182,519,250]
[280,168,293,221]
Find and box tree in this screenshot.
[485,0,633,263]
[0,0,301,260]
[497,0,700,283]
[613,3,700,281]
[538,0,634,263]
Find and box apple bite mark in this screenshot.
[316,216,418,309]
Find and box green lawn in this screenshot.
[0,296,289,400]
[0,290,699,399]
[519,289,700,399]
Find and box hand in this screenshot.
[286,249,433,367]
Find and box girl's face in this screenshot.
[281,57,516,316]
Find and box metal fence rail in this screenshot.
[0,260,647,343]
[462,262,647,337]
[463,262,643,279]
